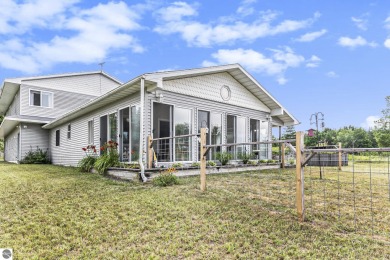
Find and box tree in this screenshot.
[373,96,390,147]
[282,126,296,140]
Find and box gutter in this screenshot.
[139,76,147,182]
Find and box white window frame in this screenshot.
[29,89,53,108]
[67,124,71,140]
[88,120,94,145]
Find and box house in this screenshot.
[0,64,298,168]
[0,71,122,162]
[41,64,298,167]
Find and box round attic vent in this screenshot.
[220,85,231,101]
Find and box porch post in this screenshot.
[139,77,147,182]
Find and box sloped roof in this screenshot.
[0,71,122,115]
[43,64,299,129]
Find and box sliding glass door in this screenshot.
[175,107,192,161]
[260,120,269,159]
[119,108,130,162]
[153,103,173,162]
[210,113,222,160]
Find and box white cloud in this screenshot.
[295,29,327,42]
[361,115,380,129]
[384,38,390,49]
[236,0,257,17]
[338,36,377,48]
[155,1,198,22]
[351,15,369,31]
[202,47,307,85]
[154,2,321,47]
[0,0,79,34]
[326,71,339,78]
[306,55,321,68]
[385,16,390,30]
[0,1,148,74]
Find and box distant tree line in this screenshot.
[280,96,390,148]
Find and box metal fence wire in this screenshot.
[305,151,390,238]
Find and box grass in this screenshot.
[0,162,390,259]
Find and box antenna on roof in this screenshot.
[98,62,105,94]
[98,62,105,72]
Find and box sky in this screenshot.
[0,0,389,132]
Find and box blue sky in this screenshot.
[0,0,389,132]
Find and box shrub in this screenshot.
[259,159,268,164]
[191,162,200,168]
[172,162,183,168]
[153,167,179,187]
[238,151,255,164]
[21,146,50,164]
[78,145,97,172]
[216,152,232,165]
[207,161,217,167]
[94,140,120,174]
[249,160,258,165]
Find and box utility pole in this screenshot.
[310,112,325,179]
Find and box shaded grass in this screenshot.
[0,162,389,259]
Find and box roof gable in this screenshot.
[162,72,270,112]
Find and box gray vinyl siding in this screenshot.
[19,84,96,119]
[50,93,141,166]
[22,74,119,96]
[146,90,272,161]
[20,123,49,161]
[4,126,20,162]
[5,90,20,116]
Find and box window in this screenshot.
[131,106,141,162]
[100,116,108,155]
[55,130,60,146]
[226,115,247,159]
[175,107,192,161]
[119,108,130,162]
[109,112,118,142]
[88,120,94,144]
[67,124,71,139]
[30,90,53,108]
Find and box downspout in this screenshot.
[139,76,148,182]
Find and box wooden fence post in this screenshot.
[338,142,342,170]
[296,131,305,222]
[281,143,285,168]
[200,128,207,192]
[147,135,153,169]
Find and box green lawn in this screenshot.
[0,162,389,259]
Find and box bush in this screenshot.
[153,167,179,187]
[78,156,96,172]
[94,141,120,174]
[216,152,232,165]
[172,162,183,168]
[191,162,200,168]
[259,159,268,164]
[78,145,97,172]
[207,161,217,167]
[238,151,255,164]
[249,160,258,165]
[21,146,50,164]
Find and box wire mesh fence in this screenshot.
[305,151,390,238]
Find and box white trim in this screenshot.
[28,88,54,108]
